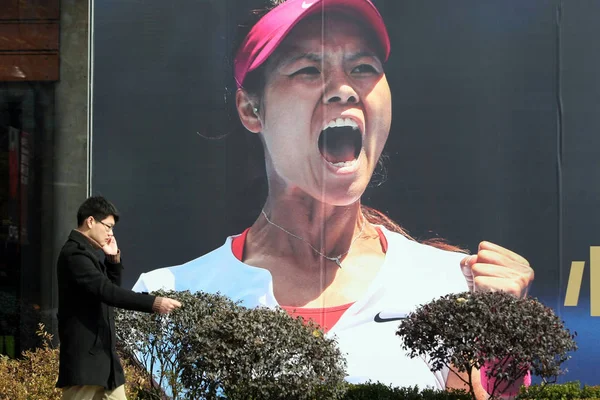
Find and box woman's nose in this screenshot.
[323,73,359,105]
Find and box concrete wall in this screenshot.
[42,0,90,335]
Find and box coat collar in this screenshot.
[69,229,100,253]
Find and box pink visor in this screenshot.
[234,0,391,88]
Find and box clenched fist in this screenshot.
[460,241,534,297]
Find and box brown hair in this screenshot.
[361,205,467,253]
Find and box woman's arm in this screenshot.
[446,367,489,400]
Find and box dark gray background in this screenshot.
[92,0,600,383]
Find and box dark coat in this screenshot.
[56,230,156,389]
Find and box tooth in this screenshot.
[322,117,360,131]
[331,161,354,167]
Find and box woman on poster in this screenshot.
[133,0,534,395]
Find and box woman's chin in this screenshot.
[316,182,367,207]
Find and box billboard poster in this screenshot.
[92,0,600,389]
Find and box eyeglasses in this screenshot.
[97,220,115,232]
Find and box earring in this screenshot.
[253,107,259,115]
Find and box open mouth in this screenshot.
[318,118,362,167]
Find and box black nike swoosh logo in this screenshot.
[374,312,407,323]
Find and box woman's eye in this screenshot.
[292,66,320,76]
[352,64,378,74]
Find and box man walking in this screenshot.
[56,196,181,399]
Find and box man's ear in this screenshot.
[86,216,94,229]
[236,88,262,133]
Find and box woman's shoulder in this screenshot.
[381,226,466,260]
[131,235,255,293]
[379,226,468,294]
[131,234,275,307]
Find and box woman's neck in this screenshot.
[244,194,386,307]
[245,189,383,270]
[267,197,362,249]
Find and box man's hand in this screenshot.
[153,297,182,314]
[460,241,534,297]
[102,236,119,256]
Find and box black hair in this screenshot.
[76,196,120,226]
[194,0,278,141]
[229,0,283,100]
[232,0,286,60]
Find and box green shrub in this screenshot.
[0,324,61,400]
[582,385,600,399]
[396,291,578,400]
[0,323,153,400]
[342,381,469,400]
[0,321,596,400]
[517,381,600,399]
[116,290,347,400]
[118,342,163,399]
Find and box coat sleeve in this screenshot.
[63,252,156,312]
[105,259,123,286]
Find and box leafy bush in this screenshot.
[0,322,594,400]
[0,324,61,400]
[582,385,600,399]
[116,290,347,400]
[0,323,153,400]
[517,381,600,399]
[118,343,160,399]
[396,291,578,400]
[342,381,470,399]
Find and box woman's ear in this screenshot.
[236,88,262,133]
